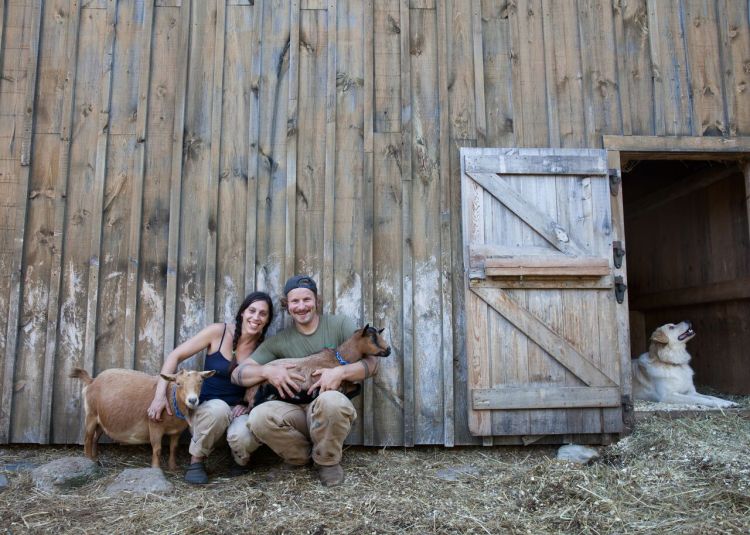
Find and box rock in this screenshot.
[0,473,8,489]
[2,461,37,472]
[31,457,99,492]
[105,468,173,496]
[435,464,481,482]
[557,444,599,464]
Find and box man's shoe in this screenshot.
[316,463,344,486]
[184,462,209,484]
[228,460,251,478]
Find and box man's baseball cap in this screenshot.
[283,275,318,296]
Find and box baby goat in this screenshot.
[70,368,214,470]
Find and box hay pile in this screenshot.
[2,413,749,534]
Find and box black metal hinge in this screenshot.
[613,240,626,269]
[614,275,627,304]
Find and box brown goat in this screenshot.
[247,324,391,408]
[69,368,215,470]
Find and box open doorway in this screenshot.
[622,159,750,396]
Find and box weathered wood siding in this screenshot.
[0,0,748,445]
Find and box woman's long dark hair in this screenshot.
[231,291,274,368]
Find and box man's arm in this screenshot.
[307,355,380,394]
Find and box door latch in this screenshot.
[614,276,627,304]
[613,241,626,269]
[609,168,621,196]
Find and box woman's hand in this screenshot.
[147,395,171,421]
[231,404,249,418]
[264,363,304,399]
[308,367,344,395]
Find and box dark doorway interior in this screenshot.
[622,159,750,395]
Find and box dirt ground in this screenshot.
[1,411,749,535]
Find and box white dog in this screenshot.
[631,321,737,408]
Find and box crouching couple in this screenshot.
[147,275,381,487]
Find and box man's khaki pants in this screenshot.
[246,390,357,466]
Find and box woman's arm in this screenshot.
[147,323,223,421]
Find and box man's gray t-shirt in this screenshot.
[251,314,357,365]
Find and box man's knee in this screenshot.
[194,399,232,429]
[312,391,357,421]
[248,401,306,439]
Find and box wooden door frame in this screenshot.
[603,135,750,431]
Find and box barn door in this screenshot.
[461,148,623,437]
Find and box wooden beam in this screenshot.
[473,287,617,387]
[473,386,621,410]
[471,0,485,146]
[484,256,610,277]
[469,278,614,290]
[631,277,750,311]
[321,0,336,307]
[624,163,738,220]
[603,135,750,158]
[464,153,609,175]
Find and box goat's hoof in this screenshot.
[184,462,209,485]
[315,463,344,486]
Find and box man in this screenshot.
[231,275,380,486]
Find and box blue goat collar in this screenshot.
[172,384,186,420]
[334,351,349,365]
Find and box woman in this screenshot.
[147,291,274,484]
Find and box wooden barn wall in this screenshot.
[0,0,748,445]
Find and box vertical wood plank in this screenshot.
[333,0,365,442]
[49,4,108,443]
[255,0,291,318]
[285,0,299,284]
[372,133,404,445]
[436,0,454,447]
[294,7,326,284]
[646,0,693,136]
[137,4,181,372]
[123,0,155,369]
[362,0,375,445]
[322,0,336,307]
[245,0,263,293]
[163,0,191,360]
[684,0,727,136]
[373,0,400,133]
[508,0,548,146]
[399,0,414,446]
[446,0,475,141]
[82,0,118,390]
[718,0,750,136]
[471,0,486,147]
[480,0,513,147]
[176,0,217,362]
[204,0,227,325]
[618,0,653,135]
[0,0,43,442]
[216,5,253,321]
[576,0,622,146]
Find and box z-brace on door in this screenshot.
[461,148,623,437]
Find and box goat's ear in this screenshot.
[200,370,217,378]
[650,329,670,345]
[378,327,385,334]
[161,373,177,382]
[362,323,370,336]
